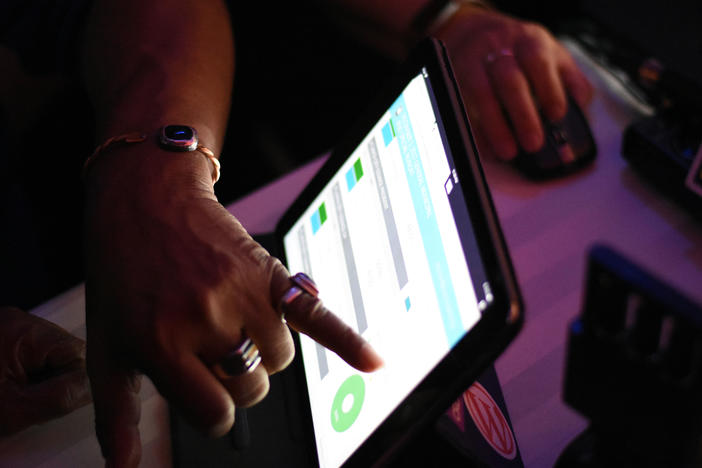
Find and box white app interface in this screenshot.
[282,71,481,468]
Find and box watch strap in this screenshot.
[83,129,220,184]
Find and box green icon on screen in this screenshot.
[330,374,365,432]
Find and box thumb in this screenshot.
[0,367,91,436]
[23,367,92,423]
[43,333,87,370]
[15,311,86,374]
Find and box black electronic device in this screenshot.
[556,245,702,468]
[568,0,702,216]
[575,0,702,111]
[622,113,702,217]
[171,38,523,467]
[512,96,596,180]
[274,38,522,468]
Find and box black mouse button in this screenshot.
[513,144,562,178]
[513,95,596,179]
[551,126,568,146]
[534,145,565,169]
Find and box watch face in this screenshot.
[160,125,198,151]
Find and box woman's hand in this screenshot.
[435,6,593,160]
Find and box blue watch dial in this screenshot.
[159,125,198,151]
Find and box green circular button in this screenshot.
[330,374,365,432]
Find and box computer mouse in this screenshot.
[512,96,597,179]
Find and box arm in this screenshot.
[82,0,233,149]
[81,2,381,467]
[81,3,234,465]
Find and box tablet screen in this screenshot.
[282,68,493,468]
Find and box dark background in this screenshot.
[1,0,700,311]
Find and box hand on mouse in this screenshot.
[434,5,593,160]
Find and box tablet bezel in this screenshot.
[274,38,522,467]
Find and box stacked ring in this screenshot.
[213,273,319,378]
[213,336,261,378]
[278,272,319,323]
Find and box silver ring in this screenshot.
[485,48,514,64]
[290,272,318,297]
[278,273,319,323]
[213,336,261,378]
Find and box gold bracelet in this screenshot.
[82,127,221,184]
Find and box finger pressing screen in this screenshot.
[268,269,383,372]
[283,292,383,373]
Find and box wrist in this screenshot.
[84,138,217,217]
[85,126,220,182]
[413,0,491,38]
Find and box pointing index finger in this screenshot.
[271,272,383,372]
[285,292,383,373]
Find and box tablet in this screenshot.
[275,38,522,467]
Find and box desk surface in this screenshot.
[2,42,701,468]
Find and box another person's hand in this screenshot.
[434,6,593,160]
[0,306,91,436]
[83,146,383,467]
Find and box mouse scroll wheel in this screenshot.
[551,126,569,146]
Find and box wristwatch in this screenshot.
[84,125,221,184]
[159,125,220,182]
[159,125,201,151]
